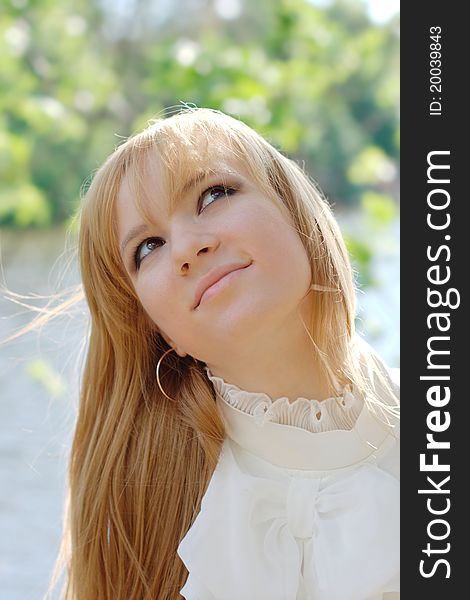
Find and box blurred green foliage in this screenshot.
[343,190,398,287]
[0,0,399,228]
[26,357,66,397]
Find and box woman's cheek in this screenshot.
[135,276,167,322]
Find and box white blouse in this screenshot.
[177,357,400,600]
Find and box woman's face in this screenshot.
[115,150,312,365]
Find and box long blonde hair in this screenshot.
[49,107,398,599]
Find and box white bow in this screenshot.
[177,440,399,600]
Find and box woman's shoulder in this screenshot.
[352,334,400,401]
[388,366,400,389]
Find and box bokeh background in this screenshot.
[0,0,399,597]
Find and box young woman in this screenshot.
[59,107,399,599]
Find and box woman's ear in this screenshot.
[159,331,188,357]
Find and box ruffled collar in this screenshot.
[205,366,363,434]
[204,366,398,471]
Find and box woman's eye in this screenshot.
[199,185,236,212]
[134,237,164,269]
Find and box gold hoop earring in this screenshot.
[156,347,176,401]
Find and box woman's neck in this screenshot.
[205,313,338,403]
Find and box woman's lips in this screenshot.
[194,262,251,309]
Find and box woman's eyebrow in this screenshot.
[172,167,237,208]
[120,224,149,255]
[175,171,210,204]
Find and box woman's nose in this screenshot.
[171,229,221,274]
